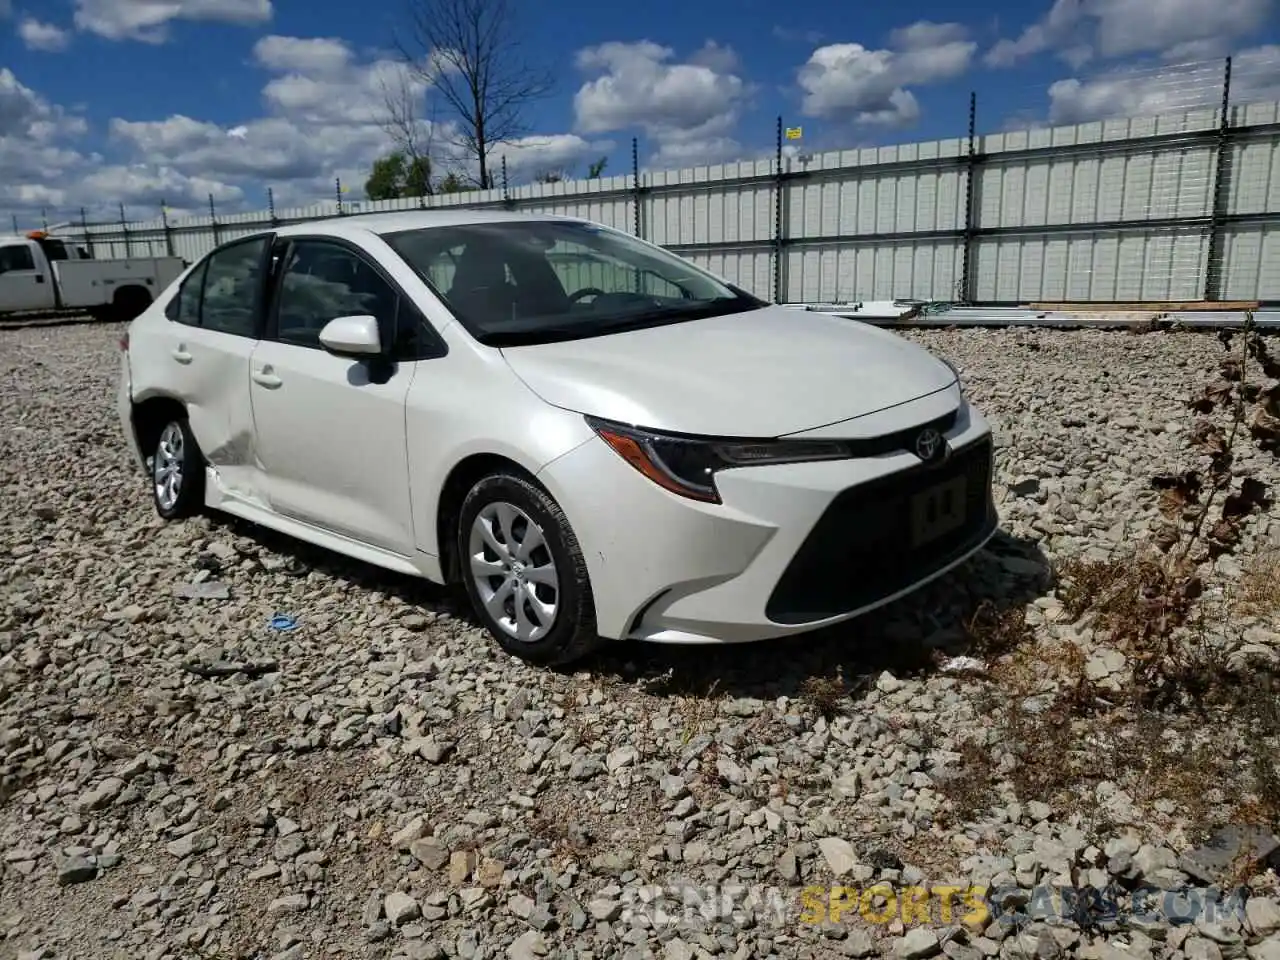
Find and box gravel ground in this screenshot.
[2,322,1279,960]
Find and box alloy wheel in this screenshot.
[153,422,184,512]
[467,501,560,643]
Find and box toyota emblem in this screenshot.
[914,428,944,462]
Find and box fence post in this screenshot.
[11,214,18,233]
[502,155,514,210]
[959,91,978,304]
[1203,56,1234,302]
[209,194,221,246]
[631,137,644,240]
[41,207,48,233]
[80,208,94,258]
[161,200,175,257]
[773,116,784,303]
[267,187,279,228]
[335,177,344,215]
[120,203,132,257]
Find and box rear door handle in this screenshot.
[252,368,282,389]
[171,347,192,364]
[34,274,44,284]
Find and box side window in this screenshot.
[0,244,36,274]
[274,241,398,349]
[392,298,447,362]
[165,259,207,326]
[201,237,268,337]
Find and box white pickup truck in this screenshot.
[0,231,186,323]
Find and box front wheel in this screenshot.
[151,418,205,520]
[456,471,602,667]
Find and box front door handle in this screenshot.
[34,274,44,284]
[171,347,192,364]
[252,368,282,389]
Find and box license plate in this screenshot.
[910,476,967,546]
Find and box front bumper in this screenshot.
[535,396,997,644]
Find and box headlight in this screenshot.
[586,416,848,503]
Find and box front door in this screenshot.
[0,243,55,312]
[247,238,417,556]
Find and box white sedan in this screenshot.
[117,210,997,666]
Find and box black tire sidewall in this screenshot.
[153,418,204,520]
[456,472,595,665]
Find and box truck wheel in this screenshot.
[151,418,205,520]
[113,287,152,323]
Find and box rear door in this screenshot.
[0,242,55,312]
[246,236,426,555]
[138,235,273,502]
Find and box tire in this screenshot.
[150,417,205,520]
[113,288,152,323]
[456,471,602,667]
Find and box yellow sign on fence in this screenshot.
[785,126,803,140]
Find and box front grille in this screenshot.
[765,436,996,625]
[841,410,957,458]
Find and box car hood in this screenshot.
[499,304,958,437]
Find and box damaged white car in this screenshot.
[118,210,997,666]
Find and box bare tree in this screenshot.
[398,0,555,189]
[378,69,442,194]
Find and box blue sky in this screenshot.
[2,0,1278,225]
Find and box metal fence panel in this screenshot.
[59,77,1280,304]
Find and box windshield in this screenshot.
[382,219,765,346]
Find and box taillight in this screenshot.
[119,332,129,351]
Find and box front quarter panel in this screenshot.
[404,343,595,559]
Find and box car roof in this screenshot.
[273,208,587,240]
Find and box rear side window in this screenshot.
[165,260,207,326]
[199,237,268,337]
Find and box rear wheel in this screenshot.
[151,418,204,520]
[112,287,152,323]
[456,471,602,666]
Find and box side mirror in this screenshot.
[318,315,381,357]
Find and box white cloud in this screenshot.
[5,32,617,224]
[83,165,244,210]
[493,134,606,177]
[797,21,976,126]
[72,0,272,43]
[986,0,1272,68]
[688,40,741,75]
[649,135,745,169]
[1,68,240,219]
[18,17,69,51]
[96,34,614,210]
[104,36,433,195]
[261,60,427,126]
[252,35,351,75]
[109,114,385,185]
[573,40,749,167]
[1047,45,1280,124]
